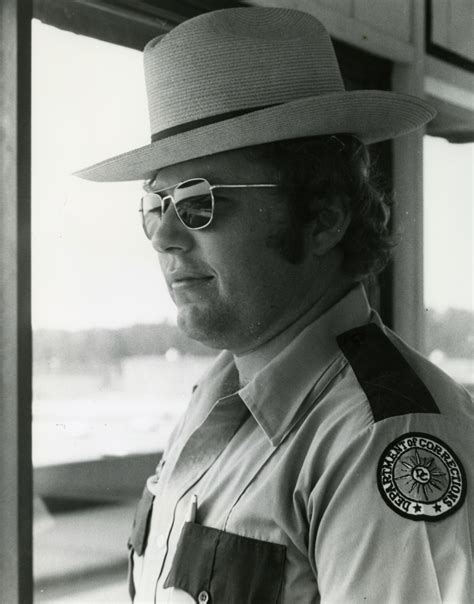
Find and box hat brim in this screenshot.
[75,90,435,182]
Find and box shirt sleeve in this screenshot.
[307,414,473,603]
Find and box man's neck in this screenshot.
[234,277,356,387]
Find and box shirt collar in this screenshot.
[194,284,372,447]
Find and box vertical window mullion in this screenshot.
[0,0,33,602]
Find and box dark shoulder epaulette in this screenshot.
[336,323,440,422]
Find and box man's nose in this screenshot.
[151,200,193,254]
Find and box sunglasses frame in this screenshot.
[140,178,279,236]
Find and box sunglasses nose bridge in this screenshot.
[161,193,173,215]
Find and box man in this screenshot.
[77,7,473,603]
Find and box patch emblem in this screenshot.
[377,432,466,521]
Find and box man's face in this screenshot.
[149,148,321,353]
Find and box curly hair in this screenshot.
[245,135,394,279]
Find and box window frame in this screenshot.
[0,1,33,602]
[2,1,435,601]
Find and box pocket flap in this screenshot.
[164,522,286,604]
[129,485,155,556]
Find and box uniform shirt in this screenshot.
[129,285,473,603]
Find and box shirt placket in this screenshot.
[137,393,250,602]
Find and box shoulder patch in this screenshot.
[336,323,440,422]
[377,432,466,521]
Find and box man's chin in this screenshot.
[176,305,214,343]
[176,304,234,350]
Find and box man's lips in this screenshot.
[168,271,214,289]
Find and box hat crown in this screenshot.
[75,6,435,182]
[144,8,344,138]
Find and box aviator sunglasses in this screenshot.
[140,178,278,237]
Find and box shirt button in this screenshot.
[156,534,166,549]
[198,591,209,603]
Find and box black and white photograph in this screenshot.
[1,1,473,603]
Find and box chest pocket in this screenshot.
[164,522,286,604]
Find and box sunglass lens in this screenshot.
[174,179,213,229]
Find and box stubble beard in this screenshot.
[176,298,241,351]
[176,297,267,353]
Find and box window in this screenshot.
[423,136,473,390]
[32,20,215,602]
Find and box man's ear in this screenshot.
[310,199,351,256]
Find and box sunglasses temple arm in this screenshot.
[211,184,278,191]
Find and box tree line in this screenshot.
[424,307,473,359]
[34,322,215,368]
[33,307,473,369]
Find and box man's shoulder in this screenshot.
[297,322,472,524]
[336,321,472,425]
[297,320,473,475]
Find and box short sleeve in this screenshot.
[308,415,473,603]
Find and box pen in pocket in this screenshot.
[186,494,198,523]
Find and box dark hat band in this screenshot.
[151,103,280,142]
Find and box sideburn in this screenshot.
[264,195,308,264]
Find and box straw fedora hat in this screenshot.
[76,7,435,182]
